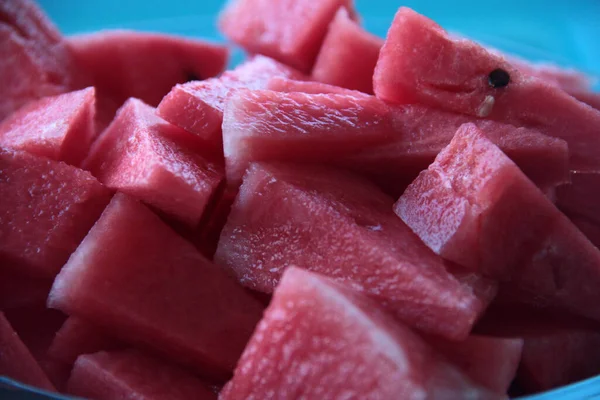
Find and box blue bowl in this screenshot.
[3,0,600,398]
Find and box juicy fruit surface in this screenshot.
[84,98,223,227]
[215,162,495,339]
[219,0,354,72]
[373,7,600,171]
[222,267,500,400]
[48,193,264,377]
[556,171,600,225]
[0,148,111,279]
[67,350,217,400]
[0,87,96,166]
[312,7,383,94]
[67,30,227,130]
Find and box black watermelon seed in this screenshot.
[488,68,510,88]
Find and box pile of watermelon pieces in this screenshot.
[2,0,600,399]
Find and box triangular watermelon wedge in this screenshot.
[373,7,600,171]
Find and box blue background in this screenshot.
[3,0,600,399]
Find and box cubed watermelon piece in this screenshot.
[0,148,112,279]
[48,193,264,378]
[0,87,96,166]
[67,30,228,131]
[219,0,355,73]
[221,267,500,399]
[0,311,55,391]
[157,55,302,147]
[312,8,383,94]
[215,162,495,340]
[0,269,52,309]
[0,0,80,121]
[48,317,122,365]
[427,335,523,394]
[518,329,600,393]
[556,171,600,225]
[223,89,568,193]
[373,8,600,171]
[266,76,367,96]
[571,91,600,110]
[67,350,217,400]
[223,89,395,187]
[84,98,223,228]
[395,123,600,323]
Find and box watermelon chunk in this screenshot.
[157,55,302,147]
[0,148,112,279]
[223,89,395,187]
[48,193,264,378]
[312,8,383,94]
[67,30,228,131]
[556,171,600,225]
[0,0,80,121]
[221,267,500,399]
[223,89,568,193]
[215,162,495,340]
[267,76,367,96]
[0,269,52,309]
[373,8,600,171]
[570,91,600,111]
[84,98,223,228]
[395,123,600,323]
[0,87,96,166]
[67,350,217,400]
[0,311,55,391]
[427,335,523,394]
[219,0,355,73]
[48,317,122,365]
[518,329,600,393]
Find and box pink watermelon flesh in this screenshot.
[0,0,80,121]
[67,30,228,131]
[556,171,600,225]
[215,162,495,340]
[570,90,600,110]
[518,329,600,393]
[426,334,523,394]
[221,267,500,399]
[223,89,396,187]
[0,269,52,309]
[395,123,600,323]
[0,311,55,391]
[48,193,264,379]
[266,76,368,96]
[67,350,217,400]
[312,7,383,94]
[219,0,355,73]
[223,89,568,194]
[48,317,123,365]
[373,8,600,171]
[570,217,600,249]
[0,148,112,279]
[84,98,223,228]
[0,87,96,166]
[157,55,303,147]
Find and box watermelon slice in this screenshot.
[67,350,217,400]
[223,89,395,187]
[223,89,569,193]
[266,76,367,96]
[0,269,52,309]
[67,30,228,131]
[0,87,96,166]
[221,267,500,399]
[518,329,600,393]
[219,0,355,73]
[0,148,112,279]
[48,193,264,378]
[373,8,600,171]
[48,317,122,365]
[427,335,523,394]
[157,55,303,147]
[0,0,80,121]
[312,8,383,94]
[84,98,223,228]
[0,311,55,391]
[395,123,600,323]
[556,171,600,225]
[215,162,495,340]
